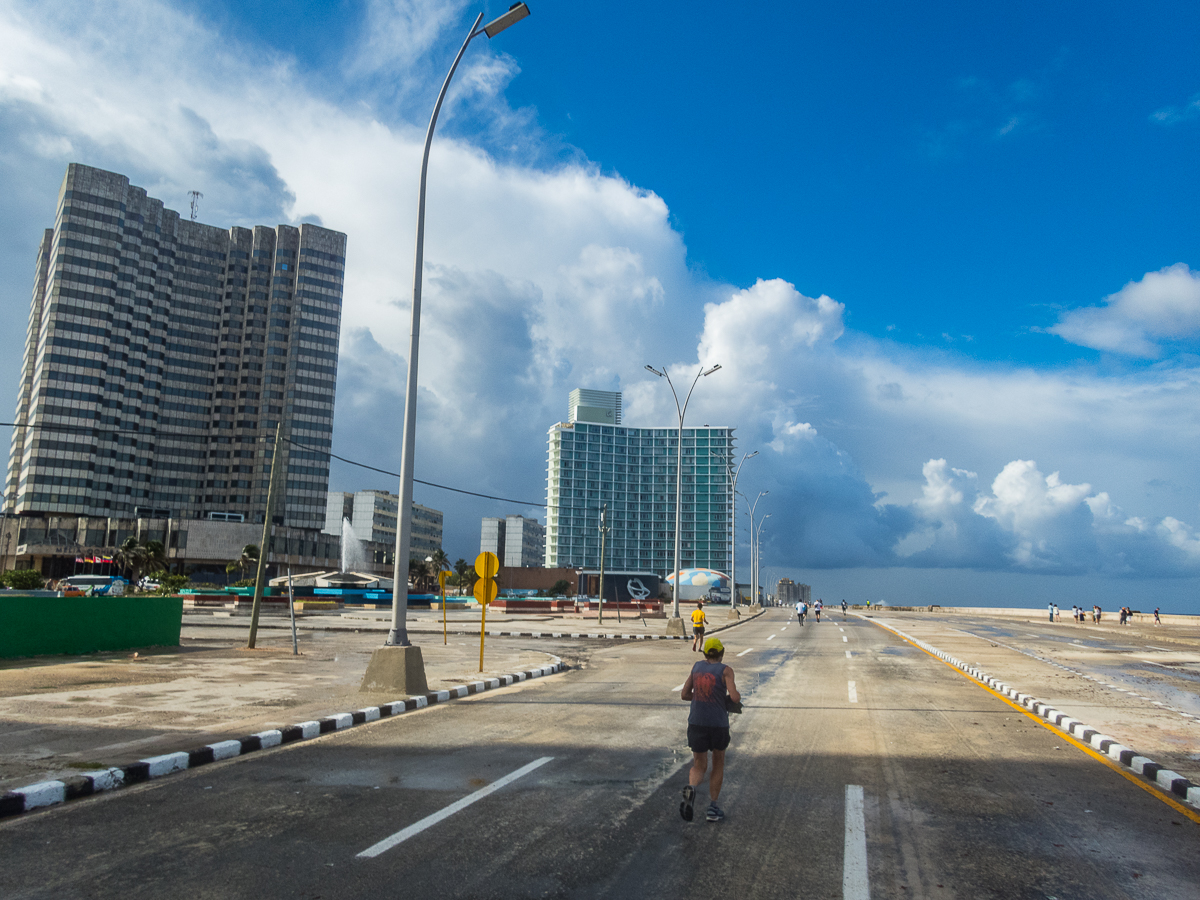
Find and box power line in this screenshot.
[0,419,550,510]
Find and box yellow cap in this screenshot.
[702,637,724,655]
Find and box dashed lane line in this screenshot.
[737,648,753,657]
[842,636,848,643]
[848,681,858,703]
[357,757,554,858]
[768,634,776,640]
[844,785,869,899]
[846,650,852,658]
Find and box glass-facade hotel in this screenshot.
[545,389,733,575]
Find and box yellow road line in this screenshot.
[868,618,1200,825]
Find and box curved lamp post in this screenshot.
[713,449,756,607]
[740,489,767,606]
[386,4,531,650]
[645,363,721,621]
[755,513,771,605]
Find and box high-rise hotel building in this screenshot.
[545,389,734,575]
[4,164,346,528]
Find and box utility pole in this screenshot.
[247,423,283,649]
[598,504,610,625]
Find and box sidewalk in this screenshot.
[0,625,563,793]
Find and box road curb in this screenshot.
[863,617,1200,810]
[183,609,765,642]
[0,658,566,821]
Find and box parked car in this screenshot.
[138,577,162,592]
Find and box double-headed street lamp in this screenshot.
[755,513,771,605]
[645,363,721,622]
[740,489,767,606]
[367,5,532,692]
[713,450,756,608]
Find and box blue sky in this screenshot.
[2,1,1199,608]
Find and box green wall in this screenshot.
[0,595,183,659]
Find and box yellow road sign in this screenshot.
[473,578,498,604]
[437,570,450,588]
[475,551,499,580]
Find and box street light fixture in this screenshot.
[645,363,721,625]
[713,449,756,608]
[740,489,768,607]
[755,513,771,606]
[366,5,532,692]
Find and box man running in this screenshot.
[680,637,741,823]
[814,599,822,623]
[841,599,848,618]
[798,601,807,625]
[690,600,708,652]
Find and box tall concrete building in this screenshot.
[324,489,442,560]
[545,389,734,576]
[5,164,345,529]
[480,514,545,567]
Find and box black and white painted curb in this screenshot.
[867,617,1200,810]
[0,659,564,820]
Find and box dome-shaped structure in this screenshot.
[665,568,730,600]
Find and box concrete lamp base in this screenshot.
[665,616,686,637]
[726,608,741,621]
[360,645,429,695]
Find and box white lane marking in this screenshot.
[848,681,858,703]
[737,648,753,657]
[845,650,852,658]
[672,683,686,692]
[358,757,554,858]
[842,636,848,643]
[781,626,787,631]
[839,627,845,632]
[844,785,869,900]
[768,634,776,640]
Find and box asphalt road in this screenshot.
[2,609,1197,899]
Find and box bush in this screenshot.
[547,579,572,597]
[232,579,257,588]
[2,569,47,590]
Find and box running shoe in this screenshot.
[705,803,725,822]
[680,785,695,821]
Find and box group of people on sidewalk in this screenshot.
[1048,602,1164,626]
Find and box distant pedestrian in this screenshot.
[798,601,807,625]
[1048,602,1054,623]
[814,600,823,623]
[1154,607,1161,626]
[841,599,848,618]
[680,637,741,824]
[690,601,708,652]
[1119,607,1127,626]
[1054,604,1060,623]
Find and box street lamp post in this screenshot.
[645,363,721,626]
[755,513,771,606]
[713,449,756,608]
[364,4,532,693]
[741,490,767,607]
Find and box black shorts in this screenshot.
[692,626,705,636]
[687,724,730,753]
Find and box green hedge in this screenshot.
[0,595,183,659]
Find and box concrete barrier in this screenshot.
[0,594,183,658]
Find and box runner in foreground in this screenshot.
[680,637,741,823]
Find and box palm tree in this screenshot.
[453,558,472,596]
[115,537,147,584]
[227,544,259,583]
[143,540,167,576]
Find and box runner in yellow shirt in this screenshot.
[690,600,708,652]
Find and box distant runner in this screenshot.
[680,637,741,823]
[690,601,708,652]
[814,600,822,623]
[797,601,807,625]
[841,599,848,618]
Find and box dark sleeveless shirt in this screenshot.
[688,660,729,728]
